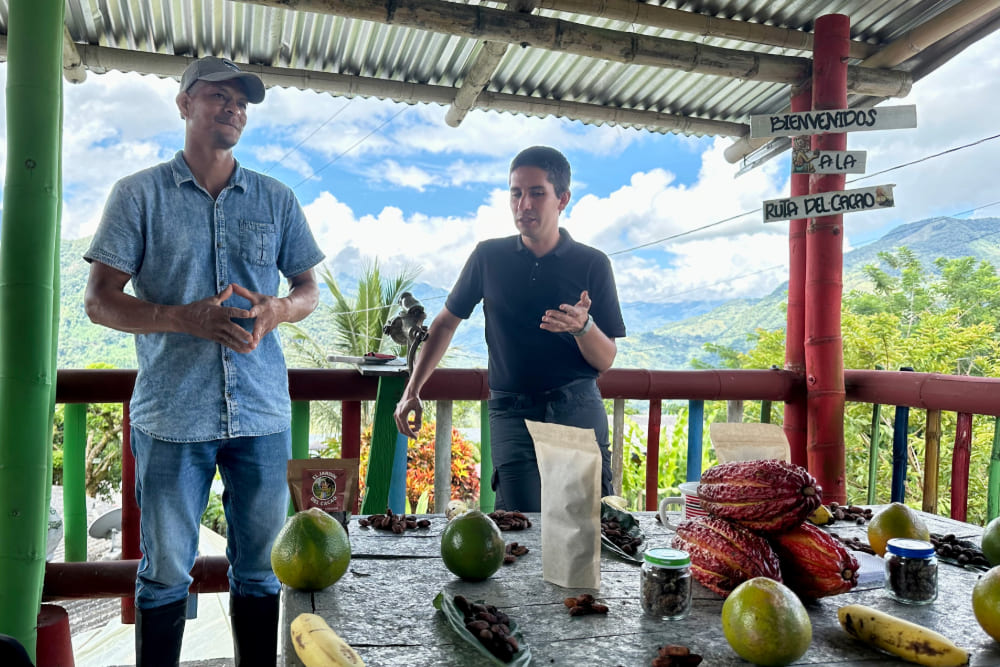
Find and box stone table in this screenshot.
[281,507,1000,666]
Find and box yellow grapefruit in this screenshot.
[271,508,351,591]
[867,502,930,557]
[973,565,1000,642]
[722,577,812,666]
[440,509,505,581]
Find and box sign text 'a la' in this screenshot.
[791,150,867,174]
[763,185,895,223]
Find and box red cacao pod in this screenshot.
[697,459,822,534]
[768,522,859,598]
[671,516,781,598]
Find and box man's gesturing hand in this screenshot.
[183,284,255,353]
[541,290,592,334]
[395,396,424,439]
[231,283,286,349]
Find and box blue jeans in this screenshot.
[487,378,612,512]
[131,428,291,609]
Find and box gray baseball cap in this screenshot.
[180,56,265,104]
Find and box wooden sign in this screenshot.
[750,104,916,138]
[791,149,867,174]
[763,184,895,223]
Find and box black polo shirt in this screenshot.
[446,229,627,393]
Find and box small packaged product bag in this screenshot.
[286,458,360,529]
[525,420,602,589]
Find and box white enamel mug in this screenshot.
[658,481,705,525]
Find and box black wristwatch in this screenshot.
[571,314,594,337]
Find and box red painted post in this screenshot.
[341,400,362,513]
[784,83,811,468]
[120,406,138,624]
[951,412,972,521]
[805,14,849,504]
[645,401,662,511]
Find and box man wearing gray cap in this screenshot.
[84,56,324,666]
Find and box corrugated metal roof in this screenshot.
[15,0,1000,143]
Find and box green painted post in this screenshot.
[760,400,772,424]
[0,0,64,656]
[988,417,1000,521]
[360,377,406,514]
[479,400,495,512]
[62,404,88,562]
[289,400,311,515]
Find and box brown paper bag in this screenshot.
[525,420,602,590]
[709,423,790,464]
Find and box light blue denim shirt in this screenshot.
[84,151,325,442]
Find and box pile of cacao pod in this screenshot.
[671,459,859,600]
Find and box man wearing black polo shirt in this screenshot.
[395,146,626,511]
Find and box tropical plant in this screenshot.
[355,421,480,510]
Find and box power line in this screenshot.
[847,132,1000,185]
[262,99,354,175]
[292,106,408,190]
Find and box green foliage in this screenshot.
[201,490,228,537]
[702,248,1000,525]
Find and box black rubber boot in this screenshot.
[135,598,187,667]
[231,593,280,667]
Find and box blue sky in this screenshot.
[1,29,999,308]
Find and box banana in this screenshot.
[445,499,469,520]
[807,504,834,525]
[837,604,969,667]
[602,495,629,511]
[290,613,365,667]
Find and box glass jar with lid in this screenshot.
[641,547,692,619]
[885,537,938,604]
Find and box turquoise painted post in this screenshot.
[479,400,495,512]
[389,432,408,513]
[687,400,704,482]
[62,404,87,562]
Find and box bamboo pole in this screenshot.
[804,14,848,505]
[612,398,624,496]
[923,409,941,514]
[433,400,452,513]
[234,0,911,97]
[62,404,87,562]
[784,84,810,468]
[866,401,882,505]
[533,0,877,59]
[0,0,64,656]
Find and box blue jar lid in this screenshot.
[644,548,690,567]
[886,538,935,558]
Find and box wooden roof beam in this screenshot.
[233,0,912,98]
[446,1,538,128]
[532,0,877,60]
[62,24,85,84]
[40,42,748,137]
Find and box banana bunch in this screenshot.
[837,604,969,667]
[806,504,834,525]
[290,613,365,667]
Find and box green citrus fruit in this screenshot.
[867,502,930,557]
[271,507,351,591]
[722,577,812,666]
[440,509,505,581]
[981,518,1000,567]
[973,565,1000,642]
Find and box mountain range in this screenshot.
[55,216,1000,371]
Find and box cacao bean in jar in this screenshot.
[641,548,692,620]
[885,538,937,605]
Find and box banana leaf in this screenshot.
[600,501,645,564]
[433,592,531,665]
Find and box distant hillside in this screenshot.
[55,216,1000,370]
